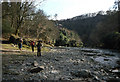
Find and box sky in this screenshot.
[39,0,116,20]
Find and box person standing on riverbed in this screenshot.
[18,38,23,50]
[30,41,35,52]
[37,40,42,56]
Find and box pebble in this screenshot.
[33,61,39,67]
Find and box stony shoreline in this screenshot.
[2,47,120,81]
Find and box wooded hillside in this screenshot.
[2,2,83,47]
[58,10,120,49]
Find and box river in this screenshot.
[52,47,120,68]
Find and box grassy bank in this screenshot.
[2,42,51,51]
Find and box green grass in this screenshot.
[1,43,50,52]
[2,44,18,50]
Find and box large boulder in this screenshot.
[9,35,20,44]
[29,66,44,73]
[9,35,16,44]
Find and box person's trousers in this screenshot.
[32,46,34,52]
[37,52,41,56]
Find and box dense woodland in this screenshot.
[58,3,120,50]
[2,1,82,47]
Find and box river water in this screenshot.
[52,47,120,68]
[81,48,120,68]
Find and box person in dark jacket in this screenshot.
[37,40,42,56]
[30,41,35,52]
[18,38,23,50]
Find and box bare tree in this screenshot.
[2,0,46,35]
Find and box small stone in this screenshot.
[39,66,44,69]
[101,69,104,72]
[33,61,39,67]
[55,58,59,61]
[26,63,31,66]
[104,59,109,61]
[112,69,119,72]
[93,76,99,81]
[51,70,59,74]
[85,53,96,56]
[22,63,26,66]
[21,69,24,71]
[93,71,99,75]
[81,59,84,61]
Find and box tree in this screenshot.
[13,1,35,35]
[20,8,59,42]
[2,1,46,36]
[2,2,16,34]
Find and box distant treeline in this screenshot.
[58,10,120,50]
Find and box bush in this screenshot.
[68,40,76,47]
[68,40,83,47]
[55,39,67,46]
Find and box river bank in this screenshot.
[2,47,120,81]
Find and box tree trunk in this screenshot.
[15,16,23,35]
[15,29,19,36]
[15,19,20,36]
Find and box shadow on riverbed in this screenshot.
[1,40,10,44]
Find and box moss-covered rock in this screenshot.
[9,34,20,44]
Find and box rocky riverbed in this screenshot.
[2,47,120,81]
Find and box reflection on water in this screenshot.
[80,47,120,68]
[53,47,120,68]
[93,56,119,67]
